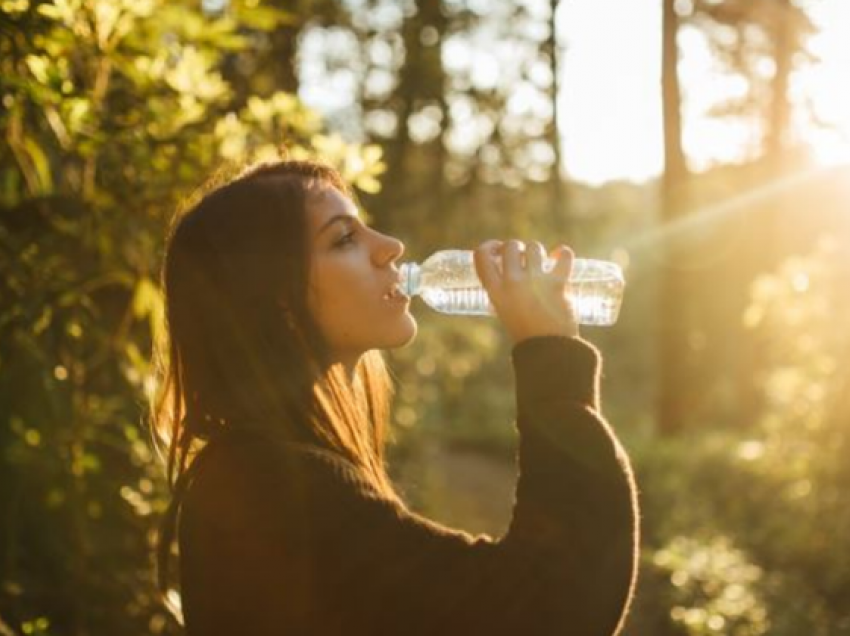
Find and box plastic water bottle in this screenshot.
[399,249,624,326]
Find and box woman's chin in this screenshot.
[389,315,418,349]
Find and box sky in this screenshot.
[300,0,850,186]
[558,0,663,185]
[557,0,850,185]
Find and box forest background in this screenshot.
[2,0,849,634]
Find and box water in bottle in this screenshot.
[398,249,624,326]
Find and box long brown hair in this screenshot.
[151,160,398,594]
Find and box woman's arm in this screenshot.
[281,335,638,636]
[507,335,638,634]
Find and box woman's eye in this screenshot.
[335,231,356,247]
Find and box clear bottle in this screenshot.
[399,249,624,326]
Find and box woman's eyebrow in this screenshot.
[317,214,359,237]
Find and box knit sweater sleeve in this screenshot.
[179,336,638,636]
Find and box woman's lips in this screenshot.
[383,286,410,304]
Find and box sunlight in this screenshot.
[558,0,850,184]
[560,0,663,185]
[619,162,848,263]
[798,0,850,166]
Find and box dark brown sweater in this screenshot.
[178,336,639,635]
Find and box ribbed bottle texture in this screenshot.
[399,249,624,326]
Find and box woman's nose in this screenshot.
[374,232,405,266]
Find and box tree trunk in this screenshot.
[546,0,570,238]
[658,0,691,435]
[271,24,301,94]
[374,2,424,234]
[763,0,793,266]
[765,0,792,162]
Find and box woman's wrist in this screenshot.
[511,335,601,409]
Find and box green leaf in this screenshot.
[233,5,293,31]
[22,136,54,195]
[36,2,61,19]
[33,306,53,335]
[1,0,31,16]
[24,55,50,84]
[355,174,381,194]
[132,276,161,320]
[63,97,91,136]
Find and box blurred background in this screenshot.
[1,0,849,634]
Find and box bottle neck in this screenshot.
[399,262,421,297]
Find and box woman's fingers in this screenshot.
[502,240,525,283]
[476,239,568,289]
[551,244,574,282]
[526,241,546,278]
[475,238,579,343]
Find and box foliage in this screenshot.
[631,237,850,635]
[0,1,384,634]
[651,535,769,636]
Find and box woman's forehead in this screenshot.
[309,187,360,231]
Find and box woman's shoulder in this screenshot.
[217,431,365,478]
[183,432,365,514]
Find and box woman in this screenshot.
[153,159,639,635]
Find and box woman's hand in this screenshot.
[474,239,579,345]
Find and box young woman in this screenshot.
[153,160,639,635]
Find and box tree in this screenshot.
[218,0,349,103]
[544,0,569,236]
[326,0,570,248]
[683,0,818,428]
[658,0,692,435]
[685,0,816,272]
[690,0,816,164]
[0,1,382,633]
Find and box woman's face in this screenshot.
[306,186,417,366]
